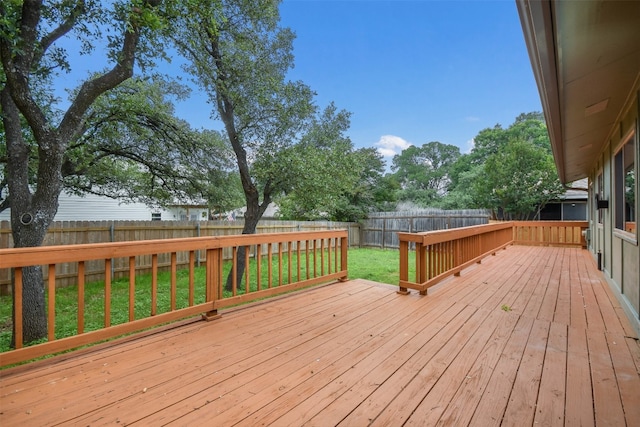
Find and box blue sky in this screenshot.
[53,0,543,167]
[272,0,543,163]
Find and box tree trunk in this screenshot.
[2,87,61,346]
[12,266,47,346]
[224,200,269,292]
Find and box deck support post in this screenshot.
[202,310,221,321]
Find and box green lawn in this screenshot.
[0,248,406,353]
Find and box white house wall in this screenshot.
[0,192,172,221]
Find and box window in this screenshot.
[151,212,162,221]
[614,134,635,234]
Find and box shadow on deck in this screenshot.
[1,245,639,426]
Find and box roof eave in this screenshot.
[516,0,568,183]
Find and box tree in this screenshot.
[1,0,164,344]
[442,111,560,213]
[275,109,388,223]
[391,141,460,206]
[169,0,330,290]
[473,139,564,219]
[439,159,484,209]
[275,105,360,221]
[62,77,237,207]
[331,147,394,220]
[468,124,508,165]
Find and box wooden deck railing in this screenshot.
[399,221,588,294]
[398,222,514,295]
[512,220,588,247]
[0,230,348,367]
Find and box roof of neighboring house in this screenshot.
[516,0,640,183]
[561,178,588,201]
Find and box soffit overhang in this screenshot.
[516,0,640,184]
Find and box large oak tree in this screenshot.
[169,0,346,290]
[0,0,164,344]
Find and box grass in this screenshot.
[0,247,406,354]
[348,247,406,284]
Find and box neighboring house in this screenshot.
[166,202,210,221]
[225,203,280,221]
[539,178,588,220]
[0,192,209,222]
[518,0,639,333]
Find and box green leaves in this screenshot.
[473,137,564,219]
[391,141,461,207]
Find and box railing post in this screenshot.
[418,242,428,295]
[203,248,222,321]
[339,235,348,281]
[398,240,410,295]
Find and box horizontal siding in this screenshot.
[0,192,170,222]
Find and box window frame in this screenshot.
[613,130,636,240]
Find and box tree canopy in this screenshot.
[391,141,461,207]
[473,139,564,219]
[440,112,563,218]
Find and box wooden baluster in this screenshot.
[104,259,111,328]
[278,242,283,286]
[128,256,135,321]
[268,243,273,288]
[151,254,158,316]
[244,245,250,293]
[78,261,85,334]
[189,251,195,307]
[170,252,177,311]
[14,267,23,349]
[256,244,262,291]
[48,264,56,340]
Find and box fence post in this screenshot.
[382,218,386,250]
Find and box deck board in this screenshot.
[1,245,639,426]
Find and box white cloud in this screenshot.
[465,116,480,122]
[464,138,475,154]
[374,135,412,158]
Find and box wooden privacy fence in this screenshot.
[0,230,348,367]
[398,221,588,295]
[361,209,490,249]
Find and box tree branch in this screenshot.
[36,1,87,64]
[59,17,141,141]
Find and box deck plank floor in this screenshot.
[1,245,639,426]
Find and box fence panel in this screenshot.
[361,209,490,249]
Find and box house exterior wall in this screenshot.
[0,192,172,222]
[589,87,640,332]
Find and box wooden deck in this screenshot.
[1,245,639,426]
